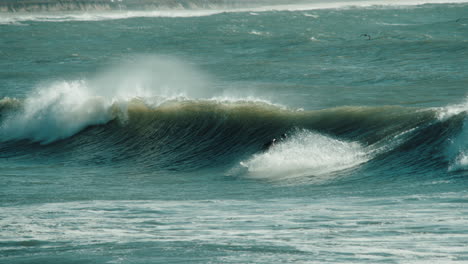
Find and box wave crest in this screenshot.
[239,129,369,182]
[0,55,211,143]
[0,81,114,143]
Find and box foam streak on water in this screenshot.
[1,195,467,263]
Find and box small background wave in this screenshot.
[2,0,468,24]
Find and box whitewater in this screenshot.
[1,0,467,263]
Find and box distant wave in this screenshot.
[1,0,468,23]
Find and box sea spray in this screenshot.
[0,80,112,143]
[0,55,211,143]
[448,112,468,171]
[90,55,212,102]
[239,129,369,181]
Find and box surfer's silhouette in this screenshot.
[262,138,277,152]
[280,133,287,141]
[262,133,288,152]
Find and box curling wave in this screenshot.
[1,92,467,177]
[239,129,369,181]
[1,55,466,180]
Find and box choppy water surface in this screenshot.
[1,1,467,263]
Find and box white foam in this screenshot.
[2,195,466,262]
[436,96,468,121]
[208,95,286,109]
[303,13,319,18]
[438,97,468,171]
[0,55,283,143]
[0,80,112,143]
[451,153,468,171]
[240,129,369,181]
[448,118,468,172]
[309,36,320,41]
[0,55,211,143]
[249,30,270,36]
[0,10,223,24]
[377,22,417,26]
[1,0,468,24]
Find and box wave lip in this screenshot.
[448,118,468,172]
[0,55,211,144]
[437,97,468,172]
[0,80,113,144]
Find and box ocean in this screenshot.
[1,0,467,263]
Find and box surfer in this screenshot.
[280,133,287,141]
[262,138,277,152]
[262,133,287,152]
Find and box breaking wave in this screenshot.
[1,94,467,176]
[0,56,466,181]
[1,0,468,23]
[239,129,369,181]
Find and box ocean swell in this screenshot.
[1,93,466,175]
[1,56,466,177]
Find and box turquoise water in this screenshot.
[1,1,468,263]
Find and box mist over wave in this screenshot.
[0,55,211,143]
[445,98,468,171]
[0,80,112,143]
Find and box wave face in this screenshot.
[1,56,467,181]
[1,82,466,180]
